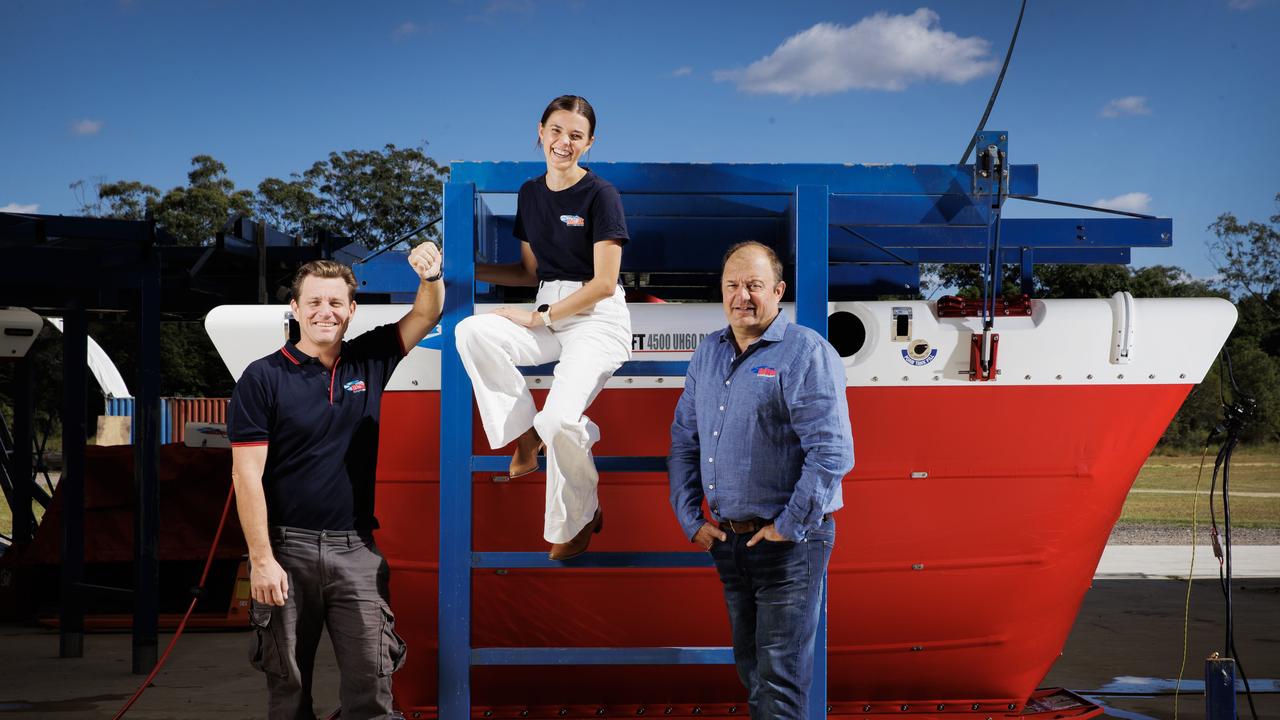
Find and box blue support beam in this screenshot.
[829,193,987,226]
[829,245,1131,265]
[791,183,830,719]
[439,181,477,720]
[470,455,667,474]
[1020,248,1036,295]
[472,647,735,666]
[793,185,829,334]
[621,193,792,217]
[1205,656,1237,720]
[472,552,714,569]
[829,218,1172,251]
[452,161,1038,196]
[827,264,920,295]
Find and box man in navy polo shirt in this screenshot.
[669,241,854,720]
[228,244,442,719]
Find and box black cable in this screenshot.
[1223,345,1243,396]
[1221,434,1259,720]
[1230,635,1261,720]
[1221,438,1233,669]
[353,215,442,265]
[1210,349,1259,720]
[1208,440,1224,592]
[984,167,1006,331]
[959,0,1029,166]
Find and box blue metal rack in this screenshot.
[418,135,1173,718]
[437,170,839,720]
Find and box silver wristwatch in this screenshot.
[536,303,553,329]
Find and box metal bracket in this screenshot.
[968,330,1000,382]
[971,131,1009,198]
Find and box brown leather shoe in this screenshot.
[508,428,544,479]
[548,509,603,561]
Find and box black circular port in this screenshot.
[827,311,866,358]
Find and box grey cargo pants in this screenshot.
[249,526,407,720]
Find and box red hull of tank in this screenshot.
[373,383,1189,713]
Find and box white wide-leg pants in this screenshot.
[455,281,631,543]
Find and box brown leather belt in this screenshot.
[719,514,832,535]
[720,517,771,534]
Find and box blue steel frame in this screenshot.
[424,134,1173,718]
[358,155,1169,301]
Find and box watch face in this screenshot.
[537,304,550,312]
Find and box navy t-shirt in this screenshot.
[227,323,406,534]
[513,170,629,282]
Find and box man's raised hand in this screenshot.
[408,242,443,282]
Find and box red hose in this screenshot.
[111,480,236,720]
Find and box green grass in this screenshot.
[0,500,47,544]
[1120,453,1280,527]
[1136,456,1280,494]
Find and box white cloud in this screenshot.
[713,9,997,96]
[1100,96,1151,118]
[392,21,421,40]
[72,119,103,135]
[1093,192,1152,214]
[1,203,40,214]
[672,66,693,77]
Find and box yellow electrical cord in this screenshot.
[1173,441,1212,720]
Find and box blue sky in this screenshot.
[2,0,1277,279]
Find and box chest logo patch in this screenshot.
[559,214,585,227]
[344,379,367,393]
[752,366,778,378]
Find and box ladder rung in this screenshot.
[472,551,714,569]
[469,455,667,473]
[471,646,735,666]
[519,360,689,378]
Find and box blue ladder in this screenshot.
[438,178,833,719]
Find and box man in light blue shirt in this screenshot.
[669,241,854,719]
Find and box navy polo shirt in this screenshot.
[227,323,406,533]
[513,170,629,282]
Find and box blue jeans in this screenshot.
[709,515,834,719]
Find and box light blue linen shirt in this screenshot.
[668,311,854,542]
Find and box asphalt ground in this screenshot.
[0,575,1275,720]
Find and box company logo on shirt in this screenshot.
[752,366,777,378]
[344,379,367,393]
[559,214,585,227]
